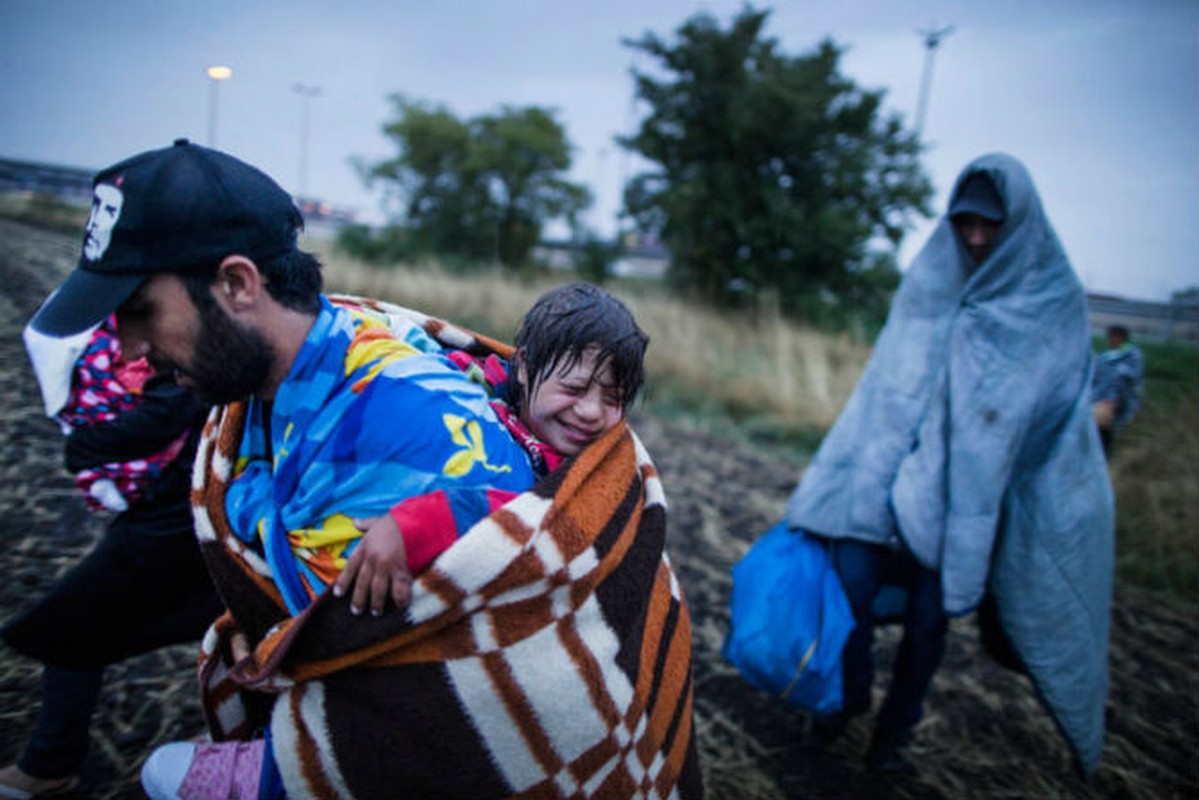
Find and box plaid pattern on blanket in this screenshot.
[191,299,703,800]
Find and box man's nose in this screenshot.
[968,227,994,251]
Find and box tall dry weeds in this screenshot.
[1108,385,1199,598]
[311,239,870,438]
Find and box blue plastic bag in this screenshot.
[723,522,855,715]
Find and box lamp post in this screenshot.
[293,83,322,199]
[206,65,233,148]
[914,26,954,141]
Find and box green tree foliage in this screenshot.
[575,233,620,284]
[476,107,592,267]
[355,96,590,269]
[620,6,932,314]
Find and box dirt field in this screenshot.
[0,217,1195,799]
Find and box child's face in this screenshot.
[519,345,625,457]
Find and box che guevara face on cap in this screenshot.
[27,139,303,340]
[83,182,125,261]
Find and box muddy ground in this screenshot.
[0,218,1195,799]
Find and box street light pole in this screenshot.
[914,25,954,141]
[205,65,233,148]
[293,83,322,199]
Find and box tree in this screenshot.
[361,98,489,260]
[357,96,590,269]
[475,106,592,267]
[620,6,932,314]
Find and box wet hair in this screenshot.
[513,282,649,413]
[181,248,323,315]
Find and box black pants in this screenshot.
[831,539,948,751]
[2,501,223,777]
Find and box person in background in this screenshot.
[785,153,1113,778]
[1091,323,1144,456]
[2,312,218,799]
[42,314,189,513]
[338,281,650,615]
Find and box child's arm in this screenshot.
[334,487,519,616]
[336,515,412,616]
[64,374,204,472]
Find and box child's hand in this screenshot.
[333,515,413,616]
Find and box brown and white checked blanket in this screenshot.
[190,299,704,800]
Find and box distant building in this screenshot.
[611,234,670,280]
[532,233,671,279]
[531,239,578,271]
[1087,292,1198,343]
[0,157,357,235]
[294,196,357,236]
[0,157,93,202]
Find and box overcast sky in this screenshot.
[2,0,1195,300]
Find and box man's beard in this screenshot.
[186,298,275,406]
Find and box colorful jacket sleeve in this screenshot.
[388,487,520,575]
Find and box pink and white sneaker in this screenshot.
[141,739,265,800]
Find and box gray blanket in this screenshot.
[786,153,1113,775]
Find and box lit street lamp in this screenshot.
[293,83,322,199]
[206,65,233,148]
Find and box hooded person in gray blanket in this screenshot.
[786,153,1113,776]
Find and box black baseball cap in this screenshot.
[949,172,1005,223]
[29,138,303,338]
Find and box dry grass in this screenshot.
[0,191,87,234]
[1107,372,1199,599]
[311,238,869,441]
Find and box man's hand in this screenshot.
[332,514,413,616]
[1092,399,1116,430]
